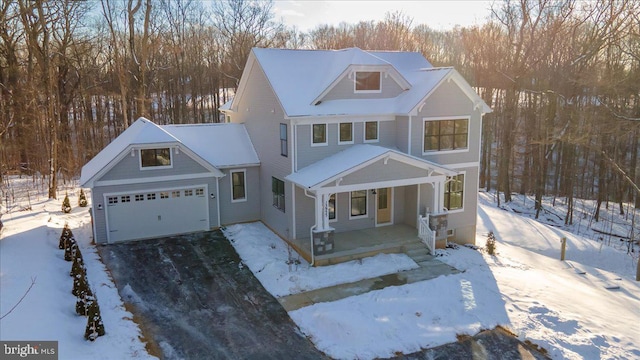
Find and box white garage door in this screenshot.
[105,186,209,243]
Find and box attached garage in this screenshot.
[80,118,260,244]
[105,186,209,243]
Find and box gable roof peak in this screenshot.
[235,47,489,118]
[338,47,392,67]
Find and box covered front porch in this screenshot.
[285,144,456,266]
[286,224,421,266]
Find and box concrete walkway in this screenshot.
[278,257,460,311]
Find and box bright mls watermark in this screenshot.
[1,341,58,359]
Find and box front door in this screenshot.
[376,187,392,225]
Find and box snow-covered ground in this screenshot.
[223,222,419,297]
[225,192,640,359]
[0,178,155,360]
[2,176,639,359]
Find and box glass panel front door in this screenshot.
[376,188,392,225]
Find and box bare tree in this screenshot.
[211,0,283,87]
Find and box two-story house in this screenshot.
[80,47,490,266]
[222,48,491,264]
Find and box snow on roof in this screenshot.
[162,123,259,168]
[80,118,180,186]
[285,144,455,189]
[219,99,232,111]
[80,118,259,187]
[251,47,471,117]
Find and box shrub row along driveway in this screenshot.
[98,231,325,359]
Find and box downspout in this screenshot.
[304,189,317,266]
[408,115,412,156]
[215,176,221,228]
[91,190,99,244]
[291,121,295,173]
[291,182,296,242]
[294,122,299,172]
[291,122,297,240]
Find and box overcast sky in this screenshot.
[272,0,495,32]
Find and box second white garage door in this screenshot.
[105,186,209,243]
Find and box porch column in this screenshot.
[315,190,332,231]
[433,175,446,213]
[312,189,335,256]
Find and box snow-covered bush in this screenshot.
[64,237,77,262]
[486,231,497,256]
[61,193,72,213]
[72,268,89,297]
[76,289,94,316]
[84,298,105,341]
[78,189,88,207]
[58,225,72,249]
[70,246,85,277]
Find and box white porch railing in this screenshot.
[418,215,436,255]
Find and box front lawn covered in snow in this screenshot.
[226,192,640,359]
[2,175,639,360]
[0,178,155,360]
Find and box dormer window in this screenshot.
[140,148,172,169]
[355,71,381,92]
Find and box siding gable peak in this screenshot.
[310,64,411,106]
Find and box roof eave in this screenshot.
[287,146,458,190]
[216,162,261,170]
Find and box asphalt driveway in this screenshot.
[98,230,326,360]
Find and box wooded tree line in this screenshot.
[1,0,639,223]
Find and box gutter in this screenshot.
[304,189,317,266]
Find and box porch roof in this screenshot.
[285,144,457,190]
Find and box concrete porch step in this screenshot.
[314,242,406,266]
[411,253,434,263]
[401,238,437,265]
[406,247,429,255]
[403,240,427,251]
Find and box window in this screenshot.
[140,148,172,168]
[312,124,327,145]
[424,118,469,152]
[121,195,131,203]
[171,191,180,198]
[350,190,367,218]
[339,123,353,144]
[195,188,204,196]
[135,194,144,202]
[272,177,285,212]
[184,189,193,197]
[444,174,464,211]
[160,192,169,199]
[328,194,336,221]
[364,121,378,142]
[280,123,288,157]
[146,193,156,200]
[231,170,246,202]
[108,196,118,204]
[355,71,381,92]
